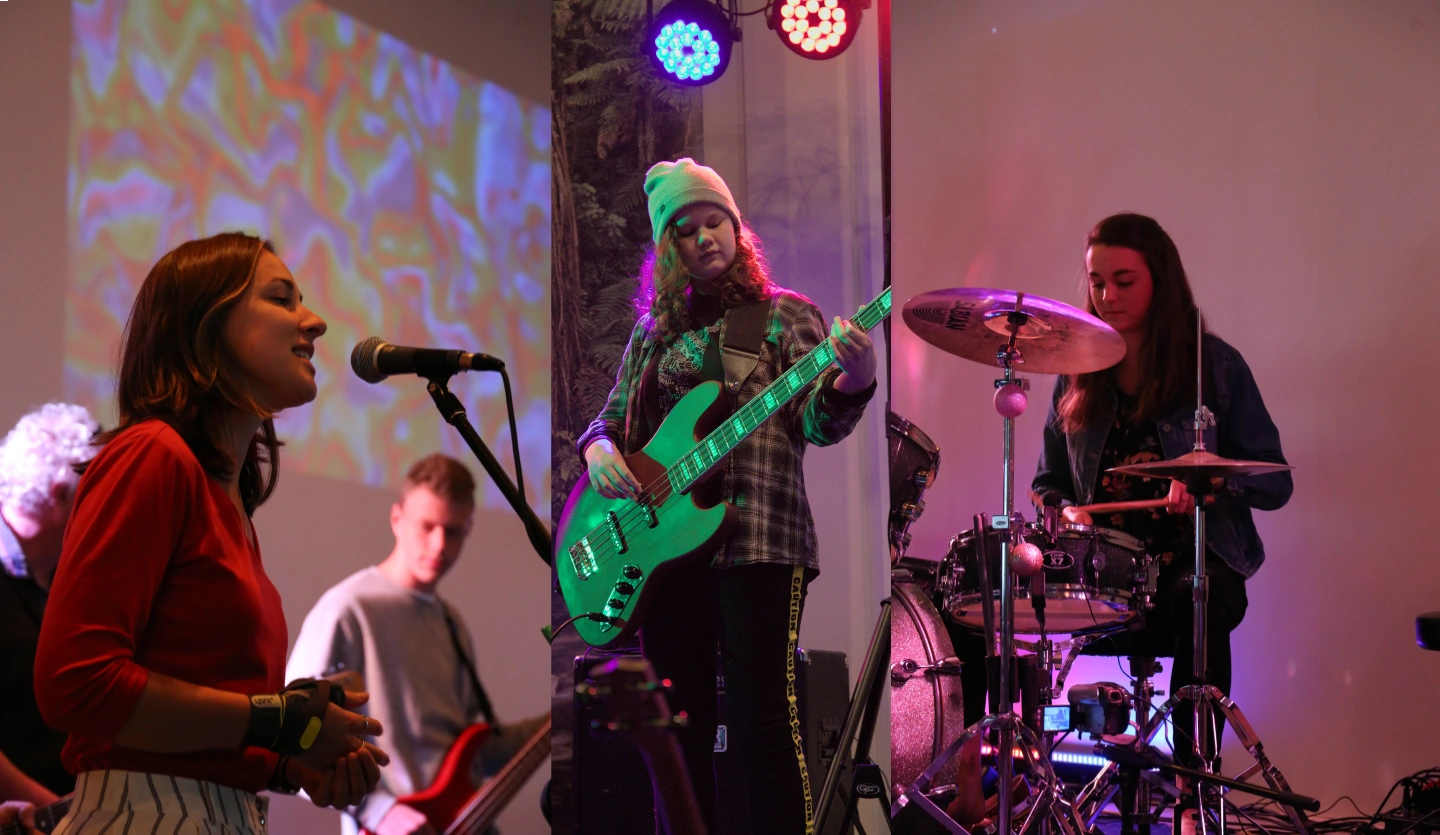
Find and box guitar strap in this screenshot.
[720,298,772,396]
[443,606,498,727]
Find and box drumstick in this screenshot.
[1074,498,1169,515]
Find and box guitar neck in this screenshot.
[666,287,892,494]
[0,796,70,835]
[445,718,553,835]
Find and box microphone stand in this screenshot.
[423,372,553,565]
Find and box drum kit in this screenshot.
[888,288,1318,835]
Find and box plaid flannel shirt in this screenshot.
[576,289,875,573]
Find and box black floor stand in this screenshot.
[815,598,893,835]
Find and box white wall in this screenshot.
[704,6,891,832]
[892,0,1440,809]
[0,1,551,832]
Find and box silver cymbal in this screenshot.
[902,287,1125,375]
[1108,450,1293,480]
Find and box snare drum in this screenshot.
[944,523,1149,635]
[888,411,940,559]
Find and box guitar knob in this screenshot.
[615,582,635,595]
[608,598,625,609]
[623,565,643,580]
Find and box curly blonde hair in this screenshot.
[633,223,776,343]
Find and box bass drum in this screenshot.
[890,574,965,797]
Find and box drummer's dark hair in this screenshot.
[1058,213,1200,431]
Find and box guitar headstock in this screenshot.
[576,657,687,751]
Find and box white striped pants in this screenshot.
[55,770,269,835]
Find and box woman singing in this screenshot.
[35,233,389,834]
[1031,212,1292,767]
[577,159,877,835]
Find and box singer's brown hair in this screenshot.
[88,232,282,515]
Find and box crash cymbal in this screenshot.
[1108,450,1293,480]
[902,288,1125,375]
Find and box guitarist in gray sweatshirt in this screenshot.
[577,159,878,835]
[288,455,547,835]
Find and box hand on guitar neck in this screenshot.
[0,801,40,835]
[0,796,69,835]
[828,315,877,394]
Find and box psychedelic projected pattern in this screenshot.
[65,0,550,511]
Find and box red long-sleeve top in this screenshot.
[34,420,287,791]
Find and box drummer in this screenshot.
[1030,212,1291,765]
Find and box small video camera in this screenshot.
[1047,682,1132,738]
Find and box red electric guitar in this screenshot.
[359,717,552,835]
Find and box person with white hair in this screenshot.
[0,403,98,813]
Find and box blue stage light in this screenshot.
[648,0,733,86]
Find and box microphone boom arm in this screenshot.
[422,373,553,566]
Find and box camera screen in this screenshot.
[1042,705,1071,733]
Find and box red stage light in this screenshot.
[769,0,865,60]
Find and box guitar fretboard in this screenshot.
[665,287,892,495]
[0,796,69,835]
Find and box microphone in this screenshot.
[350,337,505,383]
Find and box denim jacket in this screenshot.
[1031,334,1291,579]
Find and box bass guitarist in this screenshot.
[287,455,548,835]
[578,158,877,835]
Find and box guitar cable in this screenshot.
[550,611,628,643]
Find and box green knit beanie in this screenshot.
[643,158,742,244]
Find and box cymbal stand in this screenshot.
[893,296,1084,835]
[1087,310,1316,835]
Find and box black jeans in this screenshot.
[952,556,1248,760]
[640,561,812,835]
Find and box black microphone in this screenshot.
[350,336,505,384]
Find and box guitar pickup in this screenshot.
[569,538,599,579]
[640,503,658,529]
[605,511,628,554]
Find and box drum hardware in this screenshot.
[896,289,1125,835]
[891,655,963,681]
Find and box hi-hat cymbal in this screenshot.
[902,288,1125,375]
[1108,450,1293,480]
